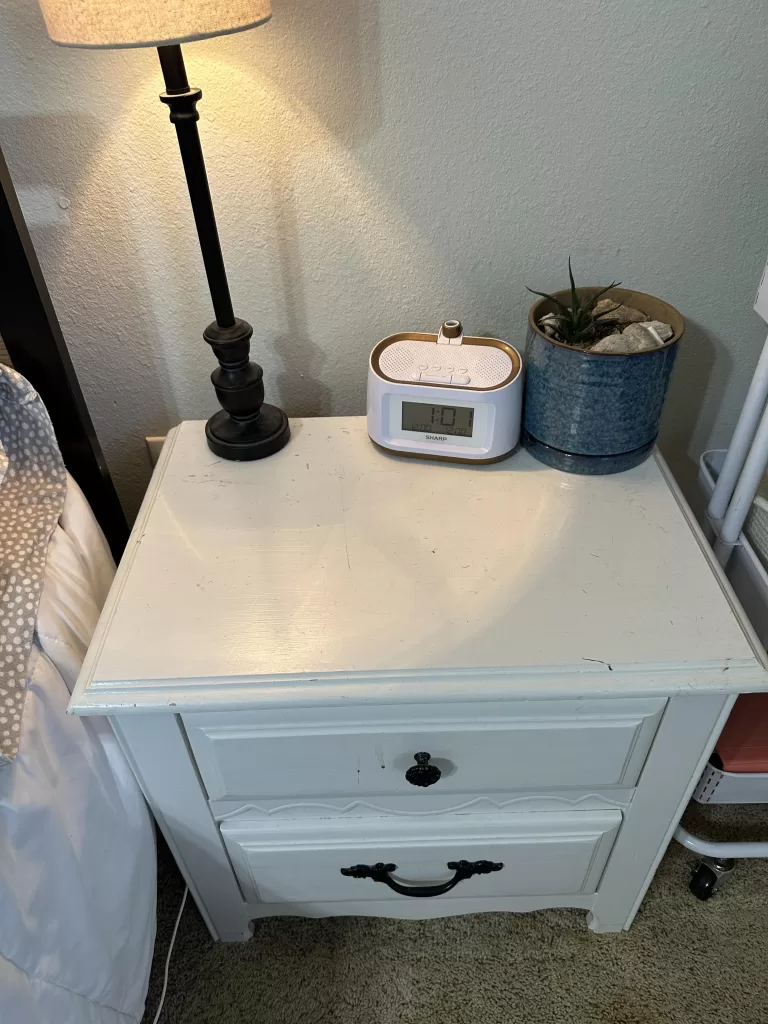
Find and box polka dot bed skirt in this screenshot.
[0,366,66,765]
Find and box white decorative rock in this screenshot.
[592,299,620,318]
[645,321,674,342]
[621,323,667,350]
[591,323,666,354]
[539,313,561,338]
[598,304,648,326]
[591,333,632,354]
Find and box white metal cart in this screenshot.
[674,261,768,898]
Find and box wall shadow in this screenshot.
[239,0,383,414]
[0,114,179,520]
[268,153,335,417]
[658,316,731,505]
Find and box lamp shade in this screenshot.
[38,0,272,49]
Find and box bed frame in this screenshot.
[0,145,128,557]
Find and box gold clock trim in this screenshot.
[370,333,521,392]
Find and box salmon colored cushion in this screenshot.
[716,693,768,773]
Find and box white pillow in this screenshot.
[35,474,116,694]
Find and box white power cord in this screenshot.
[151,886,189,1024]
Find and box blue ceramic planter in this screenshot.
[523,288,684,475]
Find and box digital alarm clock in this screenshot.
[367,320,523,462]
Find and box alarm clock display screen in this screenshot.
[401,401,475,437]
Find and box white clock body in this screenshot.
[367,330,523,462]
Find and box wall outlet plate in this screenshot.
[145,436,166,467]
[755,258,768,325]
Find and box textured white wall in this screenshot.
[2,0,767,517]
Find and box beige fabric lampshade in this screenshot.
[38,0,272,48]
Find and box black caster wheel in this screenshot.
[689,863,718,901]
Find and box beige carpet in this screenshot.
[144,804,768,1024]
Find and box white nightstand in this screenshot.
[71,418,768,940]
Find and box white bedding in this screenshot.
[0,476,156,1024]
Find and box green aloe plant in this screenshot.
[527,259,620,347]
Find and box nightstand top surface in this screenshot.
[72,418,766,713]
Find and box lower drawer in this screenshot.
[221,810,621,906]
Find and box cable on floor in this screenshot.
[152,885,189,1024]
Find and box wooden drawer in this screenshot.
[221,810,622,906]
[184,698,664,801]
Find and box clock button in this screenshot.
[452,375,471,385]
[418,364,428,370]
[430,365,440,372]
[420,373,452,384]
[445,366,454,372]
[457,367,468,373]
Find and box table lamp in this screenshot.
[36,0,290,461]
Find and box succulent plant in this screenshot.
[527,259,620,347]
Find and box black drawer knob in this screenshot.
[405,751,441,788]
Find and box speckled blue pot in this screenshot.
[524,287,684,475]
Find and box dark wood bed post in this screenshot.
[0,145,128,559]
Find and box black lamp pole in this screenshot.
[157,43,290,461]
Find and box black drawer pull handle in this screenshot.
[405,751,441,787]
[340,860,504,898]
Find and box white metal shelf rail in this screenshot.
[674,259,768,865]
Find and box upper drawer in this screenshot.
[183,698,665,802]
